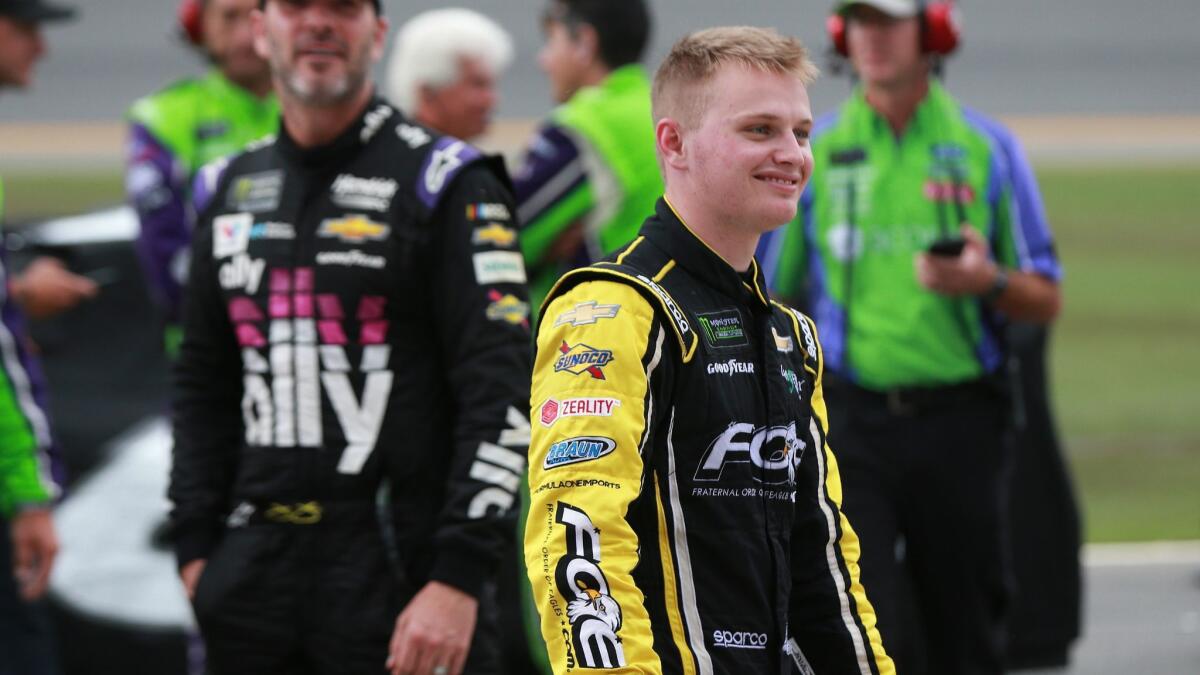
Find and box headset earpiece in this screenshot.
[826,1,961,58]
[178,0,205,47]
[921,2,961,56]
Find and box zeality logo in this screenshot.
[330,174,399,212]
[706,359,755,376]
[544,436,616,470]
[540,397,621,427]
[554,503,626,668]
[694,422,805,486]
[697,310,747,348]
[713,629,769,650]
[554,342,614,380]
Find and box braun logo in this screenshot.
[712,630,768,650]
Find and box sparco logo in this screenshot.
[635,274,690,335]
[694,422,806,485]
[706,359,755,376]
[555,503,626,669]
[713,629,769,650]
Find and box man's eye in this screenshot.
[748,125,771,136]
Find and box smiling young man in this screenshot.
[524,27,893,674]
[169,1,531,674]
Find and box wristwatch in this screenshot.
[981,268,1009,304]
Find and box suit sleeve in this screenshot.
[169,202,243,568]
[786,310,894,675]
[513,123,594,268]
[525,280,669,674]
[126,121,192,322]
[425,164,533,599]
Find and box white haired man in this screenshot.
[385,8,513,140]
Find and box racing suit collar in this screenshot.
[275,93,392,168]
[643,197,772,312]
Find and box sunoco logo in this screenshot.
[713,629,768,650]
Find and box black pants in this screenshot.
[194,523,500,675]
[0,514,60,675]
[825,378,1012,675]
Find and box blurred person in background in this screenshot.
[126,0,277,351]
[384,7,513,141]
[0,2,77,673]
[170,0,529,673]
[515,0,661,313]
[760,1,1066,673]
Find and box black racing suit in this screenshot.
[170,98,531,674]
[524,199,894,674]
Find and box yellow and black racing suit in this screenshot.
[525,198,893,674]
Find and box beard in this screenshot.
[269,33,372,107]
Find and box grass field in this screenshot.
[3,162,1198,542]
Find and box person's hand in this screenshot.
[915,225,998,297]
[10,257,99,319]
[10,507,58,601]
[180,559,207,601]
[386,581,478,675]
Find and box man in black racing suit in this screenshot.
[169,1,530,673]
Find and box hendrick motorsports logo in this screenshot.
[543,436,616,470]
[554,502,626,669]
[554,341,614,380]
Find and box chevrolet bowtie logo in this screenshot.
[555,301,621,327]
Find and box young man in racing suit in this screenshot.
[126,0,278,337]
[170,1,531,673]
[525,27,893,674]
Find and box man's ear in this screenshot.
[573,23,600,64]
[656,118,687,171]
[251,9,269,60]
[370,15,390,63]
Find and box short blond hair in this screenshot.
[652,26,818,127]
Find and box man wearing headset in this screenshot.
[760,1,1062,672]
[126,0,277,344]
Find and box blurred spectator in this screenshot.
[384,7,512,141]
[0,1,77,673]
[760,1,1065,673]
[514,0,660,312]
[125,0,277,346]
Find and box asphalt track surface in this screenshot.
[2,0,1199,123]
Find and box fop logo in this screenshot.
[694,422,805,486]
[554,503,626,669]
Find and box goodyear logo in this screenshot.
[318,216,390,243]
[554,341,613,380]
[544,436,617,469]
[473,222,517,248]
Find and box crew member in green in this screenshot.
[513,0,661,314]
[1,2,78,673]
[759,2,1062,673]
[126,0,277,333]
